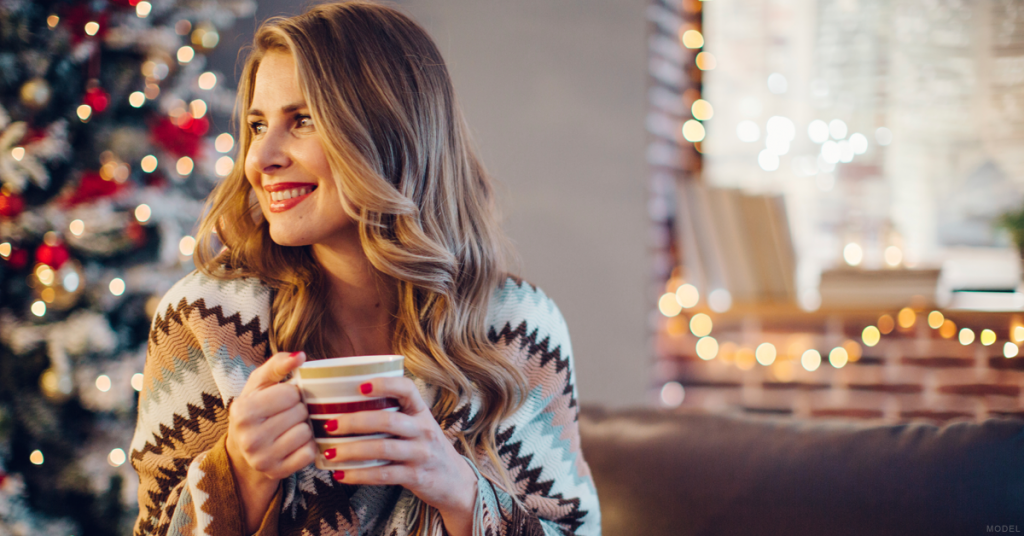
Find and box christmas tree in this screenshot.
[0,0,252,533]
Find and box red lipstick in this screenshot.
[264,182,317,213]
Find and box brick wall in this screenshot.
[654,305,1024,423]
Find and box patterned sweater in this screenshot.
[130,270,601,536]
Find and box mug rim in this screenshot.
[299,354,404,368]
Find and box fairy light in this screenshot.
[691,99,714,121]
[658,292,682,317]
[77,104,92,122]
[1005,342,1019,358]
[675,283,699,309]
[141,155,158,173]
[177,46,195,64]
[695,336,719,360]
[31,301,45,316]
[681,29,704,48]
[862,325,880,347]
[829,347,848,368]
[980,329,996,346]
[877,314,895,334]
[11,147,24,161]
[136,1,152,18]
[96,374,111,392]
[129,91,146,107]
[897,307,916,329]
[939,319,957,339]
[198,72,217,90]
[109,277,126,296]
[959,328,975,346]
[215,156,234,177]
[47,15,59,28]
[660,381,685,407]
[108,448,126,467]
[176,156,194,176]
[69,219,85,236]
[215,133,234,153]
[190,99,207,119]
[927,311,944,329]
[689,313,712,337]
[135,204,152,223]
[682,120,706,142]
[695,51,716,70]
[131,373,144,391]
[755,343,776,366]
[801,349,821,371]
[84,22,99,36]
[30,450,44,465]
[179,236,196,256]
[0,242,10,258]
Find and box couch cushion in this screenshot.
[578,406,1024,536]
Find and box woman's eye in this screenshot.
[249,122,266,135]
[296,115,314,129]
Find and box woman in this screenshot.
[129,2,600,535]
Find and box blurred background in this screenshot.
[2,0,1024,533]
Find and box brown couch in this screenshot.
[578,406,1024,536]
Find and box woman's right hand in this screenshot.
[226,351,316,531]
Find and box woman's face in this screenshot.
[245,51,353,248]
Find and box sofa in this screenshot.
[577,406,1024,536]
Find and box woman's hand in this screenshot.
[324,377,479,536]
[226,351,317,532]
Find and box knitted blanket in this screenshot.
[130,270,601,536]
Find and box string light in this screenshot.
[884,246,902,267]
[198,72,217,90]
[658,292,682,317]
[0,242,10,258]
[689,313,712,337]
[96,374,111,392]
[129,91,146,107]
[843,340,862,362]
[660,382,685,407]
[109,277,126,296]
[108,448,127,467]
[190,99,207,119]
[179,236,196,256]
[47,15,59,28]
[11,147,24,161]
[141,155,158,173]
[843,243,863,266]
[927,311,944,329]
[691,99,714,121]
[30,450,44,465]
[695,51,716,70]
[1013,325,1024,343]
[77,104,92,122]
[682,120,706,142]
[897,307,916,329]
[177,46,195,64]
[862,325,880,347]
[829,347,848,368]
[681,29,704,48]
[176,156,194,176]
[1005,342,1019,358]
[215,133,234,153]
[939,319,957,339]
[84,22,99,36]
[136,1,152,18]
[959,328,975,346]
[69,219,85,236]
[755,343,776,366]
[132,373,144,391]
[135,204,152,223]
[735,348,756,370]
[215,156,234,177]
[878,314,895,334]
[696,336,719,360]
[675,283,699,308]
[801,349,821,371]
[708,289,732,312]
[980,329,996,346]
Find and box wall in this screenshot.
[208,1,650,407]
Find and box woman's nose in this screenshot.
[248,129,292,174]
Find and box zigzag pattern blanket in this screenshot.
[130,270,601,536]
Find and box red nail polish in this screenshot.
[325,419,338,432]
[289,351,301,358]
[324,448,336,460]
[333,470,344,481]
[359,382,372,395]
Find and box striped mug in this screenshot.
[289,354,405,470]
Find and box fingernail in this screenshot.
[325,419,338,432]
[359,382,372,395]
[289,351,304,359]
[324,448,336,460]
[333,470,344,481]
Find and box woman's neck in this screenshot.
[311,230,398,357]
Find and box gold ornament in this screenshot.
[20,77,52,110]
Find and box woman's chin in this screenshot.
[268,228,311,248]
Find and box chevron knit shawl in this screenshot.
[130,270,601,536]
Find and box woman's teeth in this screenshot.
[269,186,314,202]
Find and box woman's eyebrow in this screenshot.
[246,103,308,117]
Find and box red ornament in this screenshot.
[36,242,70,270]
[0,191,24,218]
[125,220,147,247]
[7,248,28,270]
[84,86,110,113]
[63,171,124,207]
[151,117,201,158]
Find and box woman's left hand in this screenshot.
[324,377,478,529]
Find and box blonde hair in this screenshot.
[194,0,528,526]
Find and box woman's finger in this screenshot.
[334,463,421,488]
[260,402,309,439]
[359,376,427,415]
[245,382,303,418]
[241,351,305,396]
[269,421,314,461]
[275,441,318,478]
[326,438,422,463]
[326,409,419,438]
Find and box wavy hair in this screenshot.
[193,1,528,526]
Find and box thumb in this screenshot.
[246,351,305,393]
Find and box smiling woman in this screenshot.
[129,2,600,536]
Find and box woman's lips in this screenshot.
[265,183,317,213]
